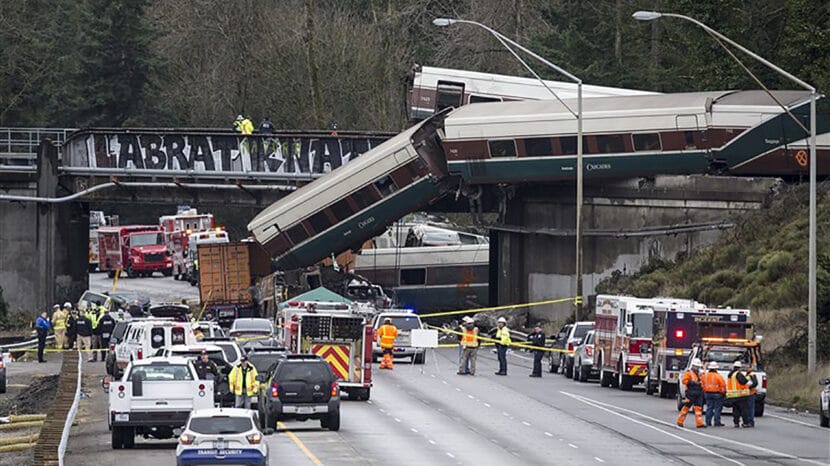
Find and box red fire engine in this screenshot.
[159,209,215,280]
[97,225,172,278]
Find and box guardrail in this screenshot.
[58,352,82,466]
[32,350,80,465]
[0,128,75,169]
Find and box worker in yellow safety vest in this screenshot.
[234,114,254,135]
[457,316,479,376]
[229,356,259,409]
[494,317,511,376]
[726,360,752,427]
[51,304,68,349]
[376,317,398,370]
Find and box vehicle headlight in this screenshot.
[179,433,195,445]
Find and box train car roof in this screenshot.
[355,244,489,268]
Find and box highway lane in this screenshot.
[88,271,198,305]
[63,347,829,465]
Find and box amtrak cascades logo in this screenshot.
[586,163,611,171]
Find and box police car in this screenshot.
[176,408,270,466]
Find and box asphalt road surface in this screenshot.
[65,348,829,465]
[88,271,198,304]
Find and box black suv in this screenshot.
[257,355,340,431]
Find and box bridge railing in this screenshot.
[0,127,76,172]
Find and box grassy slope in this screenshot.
[596,183,830,409]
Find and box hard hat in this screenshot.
[497,317,507,324]
[691,358,703,367]
[707,361,719,370]
[732,360,743,368]
[462,316,473,323]
[64,302,72,308]
[384,317,392,323]
[236,114,243,120]
[53,304,60,309]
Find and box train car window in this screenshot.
[400,268,426,285]
[596,134,625,154]
[632,133,662,151]
[308,211,330,234]
[559,136,589,155]
[373,175,398,197]
[469,94,502,104]
[524,137,553,157]
[488,140,517,158]
[330,199,353,221]
[436,81,465,111]
[285,224,308,245]
[351,186,378,210]
[684,131,697,148]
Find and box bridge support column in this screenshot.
[0,141,87,317]
[490,175,779,325]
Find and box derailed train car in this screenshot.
[247,110,453,271]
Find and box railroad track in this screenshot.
[33,350,79,466]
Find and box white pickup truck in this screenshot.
[108,357,214,449]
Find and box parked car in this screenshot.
[245,348,288,377]
[257,354,341,431]
[148,303,191,322]
[573,330,597,383]
[199,337,243,366]
[548,324,572,373]
[552,321,594,378]
[229,318,275,340]
[241,337,282,353]
[77,290,114,313]
[176,408,270,466]
[106,320,136,377]
[114,320,197,374]
[820,377,830,428]
[105,291,151,316]
[194,321,225,339]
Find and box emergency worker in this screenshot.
[376,317,398,370]
[51,304,68,349]
[86,305,104,362]
[229,356,258,409]
[701,361,726,426]
[745,366,759,426]
[677,358,706,428]
[494,317,511,376]
[234,115,254,135]
[75,311,94,362]
[65,310,78,350]
[194,350,220,380]
[528,323,546,378]
[35,310,51,363]
[457,316,479,376]
[727,361,752,427]
[258,117,274,134]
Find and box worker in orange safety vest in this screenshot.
[677,358,706,428]
[376,317,398,370]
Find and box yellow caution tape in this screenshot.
[419,296,580,318]
[427,325,572,354]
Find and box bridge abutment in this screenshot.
[490,175,779,324]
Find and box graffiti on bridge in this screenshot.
[81,133,390,174]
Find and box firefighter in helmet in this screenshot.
[376,317,398,370]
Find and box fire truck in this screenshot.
[97,225,172,278]
[646,304,750,399]
[279,301,373,401]
[159,208,215,280]
[594,295,702,391]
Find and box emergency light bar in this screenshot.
[701,337,754,344]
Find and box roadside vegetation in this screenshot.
[596,183,830,409]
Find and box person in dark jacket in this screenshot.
[35,310,52,363]
[727,361,752,427]
[258,117,274,134]
[75,312,94,362]
[194,351,221,380]
[96,308,117,360]
[65,310,78,350]
[528,323,546,377]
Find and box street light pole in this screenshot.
[633,10,819,373]
[433,18,584,323]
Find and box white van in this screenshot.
[114,320,197,374]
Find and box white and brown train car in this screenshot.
[247,111,452,270]
[439,90,828,184]
[408,65,656,121]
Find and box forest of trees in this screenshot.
[2,0,829,132]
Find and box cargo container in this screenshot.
[197,242,271,326]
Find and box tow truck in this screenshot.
[678,322,766,416]
[646,304,750,399]
[279,301,373,400]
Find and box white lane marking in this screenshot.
[430,374,436,378]
[560,391,744,466]
[544,432,553,437]
[411,428,419,433]
[394,418,401,423]
[442,380,448,385]
[366,400,373,404]
[467,394,475,399]
[568,443,579,449]
[562,391,825,466]
[522,421,531,426]
[483,402,491,408]
[595,457,605,463]
[455,387,461,392]
[502,411,510,417]
[379,408,386,413]
[446,452,455,459]
[765,413,818,428]
[428,440,437,445]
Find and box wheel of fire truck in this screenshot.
[126,265,137,278]
[162,268,172,277]
[618,359,633,391]
[598,355,612,387]
[414,353,426,364]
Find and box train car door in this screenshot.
[436,81,465,112]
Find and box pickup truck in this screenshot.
[371,311,426,364]
[108,358,214,449]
